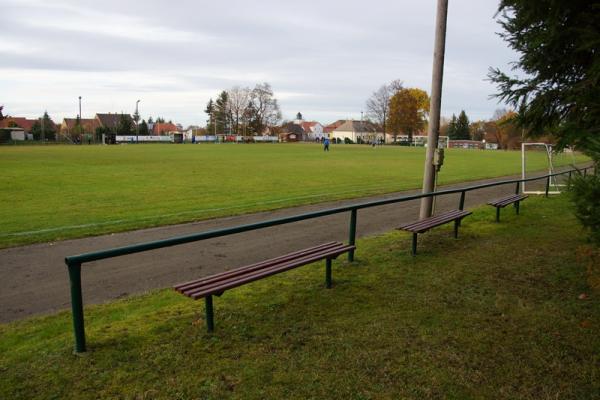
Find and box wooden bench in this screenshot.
[174,241,355,332]
[487,194,528,222]
[397,209,472,255]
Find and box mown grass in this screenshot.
[1,195,598,399]
[0,143,587,248]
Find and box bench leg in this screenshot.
[325,258,332,289]
[454,220,460,238]
[205,295,214,333]
[412,233,418,256]
[515,201,520,215]
[496,207,501,222]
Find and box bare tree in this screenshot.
[365,79,403,141]
[228,86,251,136]
[492,108,509,121]
[249,83,281,135]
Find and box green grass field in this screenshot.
[1,196,598,399]
[0,143,586,248]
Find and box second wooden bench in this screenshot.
[487,193,528,222]
[397,209,472,255]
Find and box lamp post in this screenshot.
[135,100,140,143]
[360,110,363,144]
[78,96,82,143]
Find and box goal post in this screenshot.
[521,142,564,195]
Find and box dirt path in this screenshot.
[0,171,569,323]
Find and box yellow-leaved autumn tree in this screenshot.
[387,88,430,143]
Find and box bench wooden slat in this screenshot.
[488,194,528,208]
[399,210,471,233]
[174,241,341,292]
[175,243,354,299]
[400,209,467,229]
[176,242,347,295]
[487,194,528,222]
[175,241,355,332]
[397,210,472,255]
[185,244,354,299]
[399,210,464,231]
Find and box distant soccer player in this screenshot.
[323,137,330,152]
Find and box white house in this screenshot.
[301,121,325,140]
[331,120,388,143]
[293,112,325,141]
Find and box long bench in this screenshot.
[174,241,355,332]
[487,194,528,222]
[397,209,472,255]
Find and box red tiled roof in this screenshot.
[153,122,179,134]
[301,121,319,132]
[0,117,37,132]
[324,119,346,133]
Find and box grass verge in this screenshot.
[1,195,598,399]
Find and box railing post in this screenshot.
[545,175,550,197]
[348,209,357,262]
[325,258,332,288]
[205,295,214,333]
[67,262,86,353]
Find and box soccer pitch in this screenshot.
[0,143,586,247]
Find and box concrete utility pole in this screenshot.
[419,0,449,219]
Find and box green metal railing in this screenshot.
[65,166,593,353]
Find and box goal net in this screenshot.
[521,142,569,195]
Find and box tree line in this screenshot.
[365,80,430,143]
[365,80,524,149]
[441,109,525,150]
[204,83,281,136]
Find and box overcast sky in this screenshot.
[1,0,517,126]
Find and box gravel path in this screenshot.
[0,169,572,323]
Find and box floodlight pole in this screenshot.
[419,0,449,220]
[135,100,140,143]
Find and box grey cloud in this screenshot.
[0,0,516,125]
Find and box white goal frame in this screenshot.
[521,142,563,195]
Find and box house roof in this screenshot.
[301,121,321,132]
[0,117,37,132]
[153,122,179,134]
[280,122,305,135]
[334,120,378,133]
[324,119,346,133]
[62,118,100,132]
[96,113,134,129]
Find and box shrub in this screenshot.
[570,170,600,245]
[0,129,12,143]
